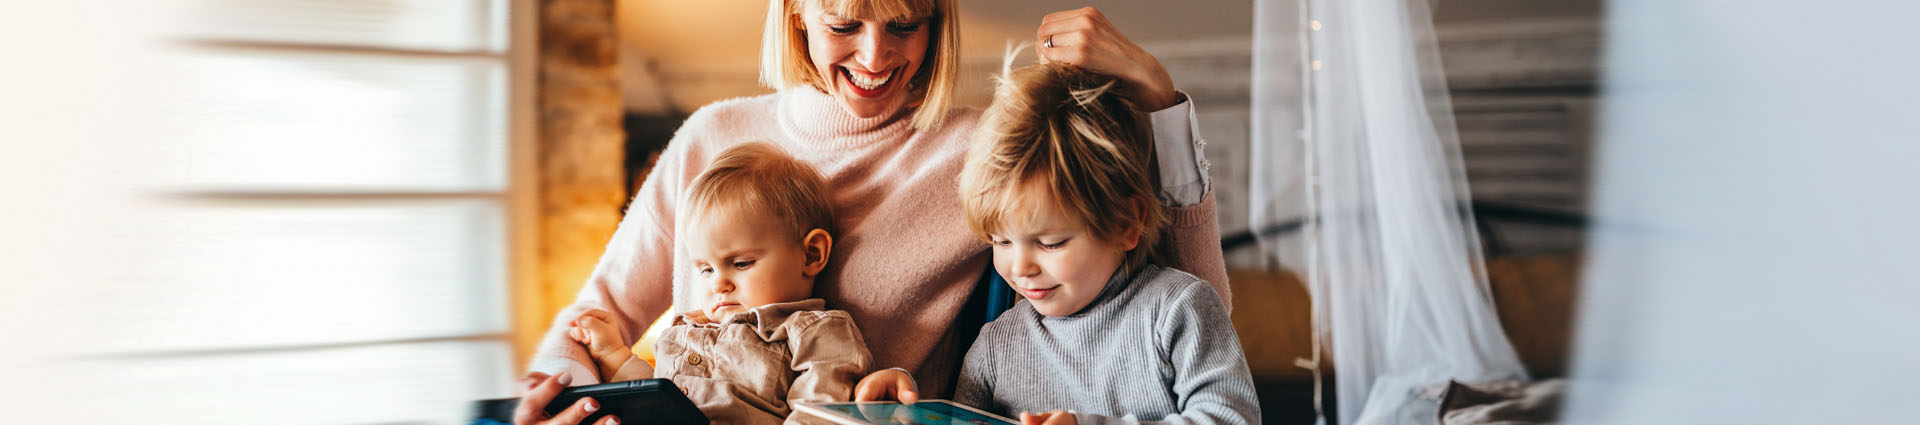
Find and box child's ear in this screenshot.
[1118,198,1148,251]
[800,228,834,277]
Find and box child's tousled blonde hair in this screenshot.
[959,55,1166,269]
[681,142,836,239]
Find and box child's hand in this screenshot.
[852,368,920,403]
[567,309,634,378]
[1018,411,1076,425]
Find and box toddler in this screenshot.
[570,142,872,425]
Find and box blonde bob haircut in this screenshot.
[959,59,1166,269]
[760,0,960,131]
[679,142,837,240]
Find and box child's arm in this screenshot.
[783,312,874,425]
[1072,280,1260,425]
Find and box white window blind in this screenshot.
[32,1,523,423]
[164,50,507,192]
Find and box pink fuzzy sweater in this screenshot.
[529,87,1229,395]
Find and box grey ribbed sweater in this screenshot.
[954,265,1260,425]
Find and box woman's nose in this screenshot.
[854,26,891,70]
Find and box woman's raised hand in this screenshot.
[1035,7,1178,111]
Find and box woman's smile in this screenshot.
[803,7,930,119]
[841,66,899,97]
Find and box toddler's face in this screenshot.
[684,204,822,320]
[987,181,1137,317]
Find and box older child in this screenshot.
[569,142,872,425]
[861,62,1259,425]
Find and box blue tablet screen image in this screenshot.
[818,401,1016,425]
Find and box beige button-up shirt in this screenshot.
[617,299,872,425]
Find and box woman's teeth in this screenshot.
[848,68,892,90]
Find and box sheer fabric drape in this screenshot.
[1250,0,1527,423]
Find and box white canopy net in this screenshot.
[1249,0,1528,423]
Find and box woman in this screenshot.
[515,1,1230,424]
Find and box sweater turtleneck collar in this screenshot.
[777,86,917,150]
[1046,264,1150,320]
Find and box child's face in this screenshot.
[987,181,1139,317]
[684,203,827,320]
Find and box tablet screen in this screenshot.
[810,401,1016,425]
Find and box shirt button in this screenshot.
[687,353,703,366]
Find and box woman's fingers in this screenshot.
[1037,6,1105,32]
[1038,31,1092,56]
[513,372,573,424]
[517,371,551,394]
[546,397,600,425]
[1031,6,1176,110]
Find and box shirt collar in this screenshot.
[675,298,828,338]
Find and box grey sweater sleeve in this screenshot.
[953,325,997,411]
[1074,281,1261,425]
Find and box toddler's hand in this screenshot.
[567,309,634,379]
[853,368,920,403]
[1019,411,1076,425]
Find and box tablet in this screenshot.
[795,400,1017,425]
[543,379,708,425]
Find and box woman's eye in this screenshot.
[827,23,859,34]
[887,21,922,33]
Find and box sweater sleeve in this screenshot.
[525,116,704,384]
[785,313,875,425]
[952,325,998,412]
[1075,280,1260,425]
[1148,91,1211,206]
[1160,192,1231,313]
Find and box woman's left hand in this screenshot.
[1035,7,1178,111]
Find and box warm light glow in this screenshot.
[633,309,676,366]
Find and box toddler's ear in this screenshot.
[801,228,834,277]
[1119,197,1150,250]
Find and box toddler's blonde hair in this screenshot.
[681,142,836,239]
